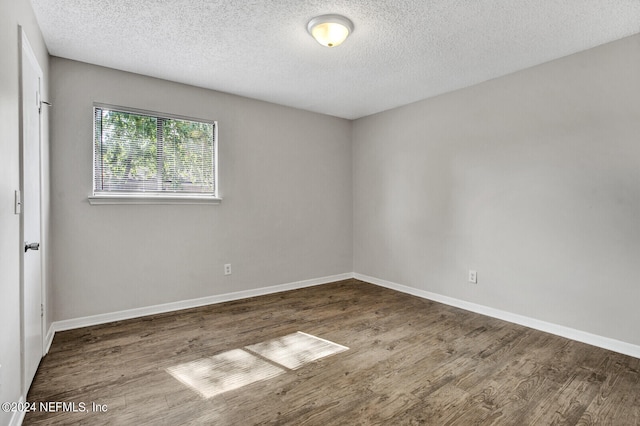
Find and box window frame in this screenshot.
[89,103,221,205]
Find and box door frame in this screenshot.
[19,26,46,396]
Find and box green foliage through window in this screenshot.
[94,106,216,195]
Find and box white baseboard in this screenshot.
[44,323,55,355]
[51,273,353,333]
[9,396,26,426]
[354,273,640,359]
[46,271,640,360]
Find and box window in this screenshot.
[90,104,219,204]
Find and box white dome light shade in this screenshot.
[307,14,354,48]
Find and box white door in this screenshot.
[21,29,44,392]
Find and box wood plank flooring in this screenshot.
[25,279,640,425]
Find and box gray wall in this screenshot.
[353,34,640,346]
[0,0,50,423]
[50,58,353,321]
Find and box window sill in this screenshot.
[88,193,222,205]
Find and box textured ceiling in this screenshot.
[31,0,640,119]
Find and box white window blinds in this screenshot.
[93,105,216,196]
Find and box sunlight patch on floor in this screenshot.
[166,348,285,398]
[167,332,348,398]
[245,331,349,370]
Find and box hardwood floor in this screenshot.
[25,279,640,425]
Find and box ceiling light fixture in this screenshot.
[307,14,354,48]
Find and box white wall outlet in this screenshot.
[468,270,477,284]
[224,264,232,275]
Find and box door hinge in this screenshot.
[15,190,21,215]
[41,303,44,318]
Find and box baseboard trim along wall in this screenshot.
[8,396,27,426]
[354,273,640,360]
[50,273,353,335]
[44,323,55,355]
[47,272,640,360]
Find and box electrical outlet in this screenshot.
[224,264,232,275]
[468,270,477,284]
